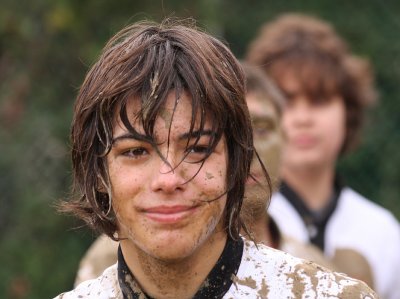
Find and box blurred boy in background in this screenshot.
[240,63,336,269]
[246,13,400,299]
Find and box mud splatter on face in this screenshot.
[158,106,173,130]
[206,172,215,180]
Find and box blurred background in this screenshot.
[1,0,399,298]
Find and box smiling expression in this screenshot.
[107,91,228,262]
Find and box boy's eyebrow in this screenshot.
[112,133,148,145]
[251,114,275,122]
[112,129,215,145]
[179,129,214,141]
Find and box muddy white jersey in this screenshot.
[55,238,377,299]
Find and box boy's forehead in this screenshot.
[112,92,214,135]
[274,69,304,95]
[248,92,278,112]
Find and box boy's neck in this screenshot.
[120,231,227,299]
[281,163,335,211]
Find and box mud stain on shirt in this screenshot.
[232,275,257,289]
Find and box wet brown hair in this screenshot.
[62,19,266,240]
[242,62,285,117]
[246,13,377,153]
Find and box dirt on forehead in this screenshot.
[158,106,174,129]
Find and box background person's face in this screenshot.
[247,92,283,184]
[280,76,346,171]
[243,92,283,214]
[107,91,228,261]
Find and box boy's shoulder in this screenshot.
[53,264,121,299]
[229,239,378,298]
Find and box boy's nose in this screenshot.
[150,156,186,194]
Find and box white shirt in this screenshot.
[269,187,400,299]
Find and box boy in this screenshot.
[246,13,400,299]
[55,19,376,298]
[74,64,335,286]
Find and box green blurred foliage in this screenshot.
[0,0,399,298]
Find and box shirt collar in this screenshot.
[117,236,244,299]
[279,178,343,250]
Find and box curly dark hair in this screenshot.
[61,19,268,240]
[246,13,377,153]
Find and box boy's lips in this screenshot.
[142,205,199,223]
[292,135,317,148]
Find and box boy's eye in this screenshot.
[122,147,148,158]
[253,120,274,136]
[189,145,210,154]
[185,144,211,162]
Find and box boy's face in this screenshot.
[247,92,283,183]
[106,91,228,261]
[243,92,283,213]
[279,74,346,171]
